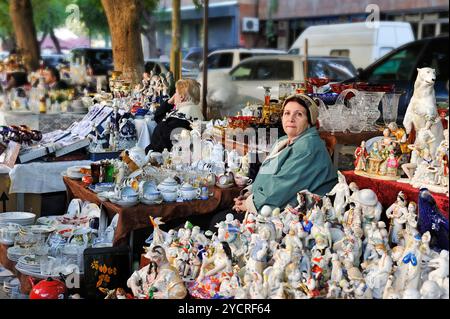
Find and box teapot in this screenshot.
[177,183,201,201]
[29,277,67,299]
[157,177,180,192]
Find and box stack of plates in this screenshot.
[0,266,14,285]
[25,225,56,239]
[2,277,19,297]
[36,216,60,227]
[16,255,55,274]
[7,246,32,263]
[0,212,36,226]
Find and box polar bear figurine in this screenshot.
[403,67,444,156]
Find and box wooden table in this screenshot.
[63,177,242,246]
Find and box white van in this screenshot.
[288,22,414,69]
[197,48,285,80]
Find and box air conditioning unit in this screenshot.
[242,17,259,33]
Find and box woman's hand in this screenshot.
[233,197,249,213]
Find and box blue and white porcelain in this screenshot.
[120,186,138,202]
[161,190,178,202]
[178,183,201,201]
[158,177,179,192]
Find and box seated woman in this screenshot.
[196,93,338,230]
[146,78,204,153]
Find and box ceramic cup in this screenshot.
[144,191,161,202]
[178,188,201,201]
[234,175,253,187]
[161,190,178,202]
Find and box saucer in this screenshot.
[140,198,163,205]
[215,183,234,189]
[109,197,139,208]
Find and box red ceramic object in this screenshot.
[82,175,93,185]
[29,277,67,299]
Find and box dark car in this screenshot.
[69,48,113,76]
[41,54,69,69]
[344,35,449,123]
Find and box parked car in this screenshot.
[198,48,286,80]
[69,48,113,76]
[183,46,240,67]
[343,35,449,123]
[145,58,199,79]
[228,54,356,103]
[41,54,69,69]
[288,21,415,70]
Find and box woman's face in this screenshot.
[282,101,309,139]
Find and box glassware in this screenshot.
[381,92,402,125]
[358,91,385,130]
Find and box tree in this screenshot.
[74,0,110,44]
[32,0,70,53]
[9,0,40,71]
[101,0,144,85]
[140,0,159,58]
[0,1,15,51]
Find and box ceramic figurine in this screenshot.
[418,188,449,250]
[354,141,368,172]
[388,122,409,154]
[420,280,442,299]
[394,234,423,294]
[386,151,400,177]
[364,244,393,298]
[385,192,408,245]
[426,249,449,292]
[127,245,187,299]
[326,171,351,221]
[367,142,383,175]
[246,229,271,276]
[405,201,419,239]
[353,189,383,238]
[381,128,394,149]
[403,67,444,156]
[189,241,234,298]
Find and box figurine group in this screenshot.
[120,174,448,299]
[354,67,448,193]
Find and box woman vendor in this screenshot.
[146,78,204,153]
[195,93,338,230]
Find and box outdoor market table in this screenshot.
[342,170,449,219]
[63,176,242,246]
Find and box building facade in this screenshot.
[155,0,449,53]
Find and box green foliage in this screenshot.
[32,0,71,34]
[0,0,13,37]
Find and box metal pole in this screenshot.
[202,0,209,120]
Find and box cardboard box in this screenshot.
[0,173,41,217]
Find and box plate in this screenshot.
[26,225,56,235]
[109,197,139,208]
[215,183,234,189]
[67,199,83,217]
[97,191,114,201]
[36,216,60,226]
[140,197,163,206]
[81,203,101,218]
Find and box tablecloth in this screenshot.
[9,160,92,194]
[63,176,242,246]
[342,170,448,219]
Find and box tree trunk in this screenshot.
[9,0,40,71]
[101,0,144,85]
[170,0,181,81]
[49,28,62,54]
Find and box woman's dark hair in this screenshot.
[46,66,60,82]
[220,241,233,262]
[282,95,313,126]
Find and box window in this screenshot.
[230,61,255,80]
[330,49,350,58]
[207,53,233,69]
[418,39,449,82]
[239,53,253,62]
[288,48,300,55]
[308,59,356,82]
[422,23,437,38]
[254,60,294,80]
[367,43,423,81]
